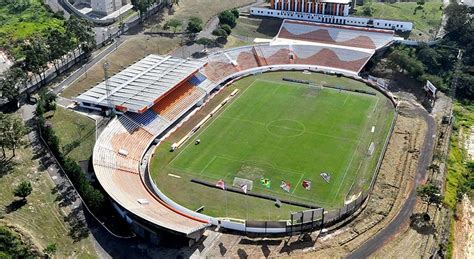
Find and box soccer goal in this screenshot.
[233,177,253,191]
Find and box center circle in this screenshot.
[266,119,306,137]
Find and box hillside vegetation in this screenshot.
[0,0,64,59]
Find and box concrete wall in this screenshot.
[250,7,413,32]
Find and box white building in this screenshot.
[251,0,413,32]
[91,0,130,15]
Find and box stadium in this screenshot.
[75,20,398,244]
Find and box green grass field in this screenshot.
[151,72,395,220]
[355,1,443,40]
[0,0,64,58]
[46,107,96,163]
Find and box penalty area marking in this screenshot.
[168,173,181,179]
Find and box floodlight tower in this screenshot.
[103,61,115,116]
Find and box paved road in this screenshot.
[45,0,71,18]
[52,37,127,95]
[347,103,436,258]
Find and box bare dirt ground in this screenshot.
[453,195,474,259]
[466,127,474,160]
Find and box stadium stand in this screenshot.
[125,110,168,136]
[89,19,394,238]
[93,115,209,238]
[151,83,206,121]
[75,55,206,113]
[201,43,372,83]
[277,20,394,50]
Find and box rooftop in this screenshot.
[75,55,206,113]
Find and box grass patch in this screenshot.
[0,145,96,258]
[156,0,255,29]
[355,1,443,40]
[0,0,64,58]
[45,107,95,163]
[231,16,282,39]
[224,35,250,49]
[444,103,474,208]
[151,71,395,220]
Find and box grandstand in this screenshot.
[276,20,395,51]
[75,55,207,113]
[85,19,398,241]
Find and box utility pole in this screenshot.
[103,61,115,116]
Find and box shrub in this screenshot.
[187,16,203,33]
[218,10,236,28]
[212,28,228,38]
[231,8,239,18]
[13,181,32,200]
[220,24,232,35]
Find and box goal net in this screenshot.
[233,177,253,191]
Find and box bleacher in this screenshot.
[203,54,241,83]
[277,20,395,50]
[292,45,371,72]
[188,73,207,86]
[226,48,260,71]
[151,83,205,121]
[125,110,168,135]
[259,45,292,66]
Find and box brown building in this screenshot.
[269,0,352,16]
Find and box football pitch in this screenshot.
[151,72,395,220]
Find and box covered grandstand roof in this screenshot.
[276,20,395,51]
[75,55,207,113]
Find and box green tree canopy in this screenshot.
[0,113,27,157]
[218,10,237,28]
[166,18,183,33]
[21,36,50,84]
[13,181,32,200]
[186,16,203,34]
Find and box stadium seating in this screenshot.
[125,110,169,135]
[292,45,371,72]
[226,48,260,71]
[152,83,205,121]
[203,54,241,82]
[277,20,394,50]
[259,45,292,66]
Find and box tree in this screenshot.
[231,8,239,19]
[220,24,232,35]
[444,4,470,45]
[45,28,70,75]
[0,113,27,157]
[131,0,153,21]
[212,28,228,39]
[13,181,32,200]
[65,16,96,57]
[21,36,50,86]
[0,67,25,103]
[186,16,203,34]
[417,183,442,212]
[196,37,214,51]
[218,10,237,28]
[166,18,182,33]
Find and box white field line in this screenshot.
[200,156,218,175]
[220,115,359,142]
[168,79,258,168]
[333,96,380,200]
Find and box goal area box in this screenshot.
[233,177,253,191]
